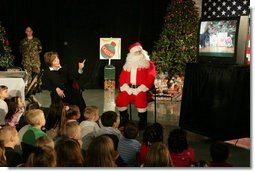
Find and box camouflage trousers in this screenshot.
[22,55,41,87]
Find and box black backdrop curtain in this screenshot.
[179,63,250,140]
[0,0,169,88]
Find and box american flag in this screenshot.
[202,0,250,18]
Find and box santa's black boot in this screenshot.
[138,111,147,130]
[119,110,129,127]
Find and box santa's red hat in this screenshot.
[128,42,143,53]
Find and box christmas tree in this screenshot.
[151,0,199,78]
[0,22,14,69]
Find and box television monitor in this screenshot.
[198,16,249,65]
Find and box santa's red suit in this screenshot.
[116,42,156,129]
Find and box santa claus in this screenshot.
[116,42,156,129]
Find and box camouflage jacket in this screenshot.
[19,37,42,57]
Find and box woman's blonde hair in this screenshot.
[44,51,59,67]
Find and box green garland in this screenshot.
[0,23,14,69]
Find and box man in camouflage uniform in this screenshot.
[19,26,42,88]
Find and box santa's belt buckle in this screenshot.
[129,84,139,88]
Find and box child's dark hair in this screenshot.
[124,120,138,139]
[142,122,163,145]
[5,96,20,122]
[168,128,188,153]
[210,141,229,162]
[101,111,117,127]
[26,101,40,111]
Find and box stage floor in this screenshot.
[34,89,250,167]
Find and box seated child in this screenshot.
[80,106,100,138]
[208,141,232,167]
[22,109,47,146]
[5,96,25,128]
[168,128,195,167]
[0,126,22,167]
[118,120,141,167]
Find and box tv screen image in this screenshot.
[197,16,249,65]
[199,20,237,57]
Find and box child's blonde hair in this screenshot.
[0,126,18,145]
[65,121,81,139]
[83,106,99,120]
[25,109,45,126]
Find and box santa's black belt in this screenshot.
[129,84,140,88]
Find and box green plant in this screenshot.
[0,23,14,69]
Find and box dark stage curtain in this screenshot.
[179,63,250,140]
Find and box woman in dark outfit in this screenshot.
[42,51,86,121]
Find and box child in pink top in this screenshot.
[5,96,25,128]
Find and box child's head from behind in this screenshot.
[86,135,117,167]
[0,85,8,99]
[144,142,172,167]
[143,122,163,145]
[65,121,81,141]
[65,105,80,121]
[168,128,188,153]
[123,120,139,139]
[101,111,119,128]
[83,106,99,122]
[35,135,55,149]
[0,126,20,146]
[26,101,40,111]
[25,109,45,127]
[210,141,230,162]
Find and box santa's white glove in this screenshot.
[120,83,133,95]
[133,84,149,95]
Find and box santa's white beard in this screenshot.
[123,50,150,71]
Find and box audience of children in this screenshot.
[167,128,195,167]
[82,110,121,151]
[0,88,240,168]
